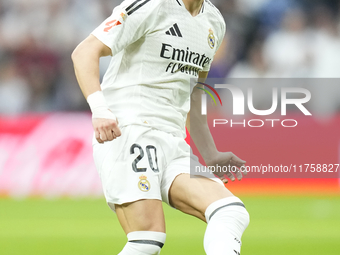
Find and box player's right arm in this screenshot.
[72,35,121,144]
[72,0,162,143]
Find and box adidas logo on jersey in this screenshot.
[165,23,183,37]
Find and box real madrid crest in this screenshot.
[208,28,215,49]
[138,175,150,192]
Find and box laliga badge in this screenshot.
[138,175,150,192]
[208,28,215,49]
[120,12,127,21]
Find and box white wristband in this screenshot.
[87,91,117,120]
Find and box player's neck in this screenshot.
[182,0,204,17]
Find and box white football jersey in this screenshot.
[92,0,226,137]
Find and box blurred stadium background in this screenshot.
[0,0,340,254]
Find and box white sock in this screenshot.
[204,197,250,255]
[118,231,166,255]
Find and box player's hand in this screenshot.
[93,117,121,144]
[206,152,247,184]
[86,91,121,143]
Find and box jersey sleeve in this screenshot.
[216,19,227,53]
[91,0,161,56]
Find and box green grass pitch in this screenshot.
[1,196,339,255]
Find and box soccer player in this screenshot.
[72,0,249,254]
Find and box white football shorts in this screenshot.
[93,125,220,211]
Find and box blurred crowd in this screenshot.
[0,0,339,115]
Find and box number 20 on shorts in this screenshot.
[130,144,159,173]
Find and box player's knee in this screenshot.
[205,196,250,235]
[119,231,166,255]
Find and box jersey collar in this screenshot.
[176,0,205,17]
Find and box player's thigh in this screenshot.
[116,199,165,235]
[169,174,234,221]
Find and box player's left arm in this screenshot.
[187,71,247,183]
